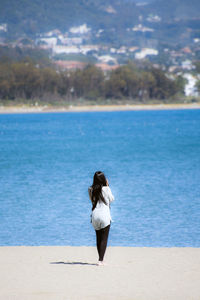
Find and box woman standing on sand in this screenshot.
[88,171,114,266]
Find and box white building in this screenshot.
[183,74,198,97]
[135,48,158,59]
[39,37,57,47]
[96,55,117,64]
[45,29,61,37]
[0,23,7,32]
[181,60,194,71]
[96,29,104,38]
[59,37,83,45]
[105,5,116,14]
[80,45,99,55]
[69,24,91,35]
[53,45,80,54]
[128,46,138,52]
[116,46,127,54]
[110,48,117,53]
[147,15,161,22]
[132,24,154,32]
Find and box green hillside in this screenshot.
[0,0,140,38]
[147,0,200,20]
[0,0,200,47]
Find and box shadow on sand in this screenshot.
[50,261,97,266]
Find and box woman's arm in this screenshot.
[107,187,114,203]
[102,186,114,203]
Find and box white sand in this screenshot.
[0,103,200,113]
[0,246,199,300]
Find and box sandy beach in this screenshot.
[0,246,199,300]
[0,103,200,114]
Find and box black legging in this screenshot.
[95,224,110,261]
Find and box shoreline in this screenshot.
[0,103,200,114]
[0,246,199,300]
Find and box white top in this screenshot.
[88,186,114,230]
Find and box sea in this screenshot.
[0,109,200,247]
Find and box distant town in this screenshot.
[0,17,200,98]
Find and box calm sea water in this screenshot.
[0,109,200,247]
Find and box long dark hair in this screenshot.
[91,171,107,210]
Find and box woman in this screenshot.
[88,171,114,266]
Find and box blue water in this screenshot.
[0,110,200,247]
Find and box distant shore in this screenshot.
[0,103,200,114]
[0,246,199,300]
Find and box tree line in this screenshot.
[0,60,185,102]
